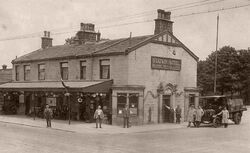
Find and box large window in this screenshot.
[15,65,20,81]
[60,62,68,80]
[80,61,86,80]
[117,93,139,116]
[38,64,45,80]
[129,93,139,115]
[24,65,30,81]
[189,94,195,106]
[100,59,110,79]
[117,93,127,115]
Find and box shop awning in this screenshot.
[0,80,113,93]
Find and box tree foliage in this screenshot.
[198,46,250,101]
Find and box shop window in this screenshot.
[24,65,30,81]
[60,62,68,80]
[117,93,126,115]
[38,64,45,80]
[129,93,139,115]
[100,59,110,79]
[15,65,20,81]
[189,94,195,106]
[80,61,86,80]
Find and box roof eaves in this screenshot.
[125,32,167,54]
[168,32,199,61]
[92,38,130,55]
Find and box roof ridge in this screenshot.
[92,37,130,54]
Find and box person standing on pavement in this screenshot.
[175,105,182,124]
[195,105,204,128]
[44,104,53,128]
[94,105,104,128]
[187,105,195,127]
[217,106,229,128]
[123,104,130,128]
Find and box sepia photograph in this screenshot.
[0,0,249,152]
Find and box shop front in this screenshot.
[0,80,113,124]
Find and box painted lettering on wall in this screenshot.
[151,56,181,71]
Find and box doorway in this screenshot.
[162,95,172,123]
[25,95,31,115]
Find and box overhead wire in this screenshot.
[0,0,222,41]
[0,1,249,42]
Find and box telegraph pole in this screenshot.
[214,14,219,94]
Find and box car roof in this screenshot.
[199,95,227,99]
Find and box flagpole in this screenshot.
[214,14,219,94]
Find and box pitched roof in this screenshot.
[13,35,152,63]
[0,69,12,84]
[12,31,198,63]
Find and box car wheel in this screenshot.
[234,113,241,125]
[213,118,220,128]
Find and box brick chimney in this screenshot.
[2,64,7,70]
[154,9,173,34]
[76,23,100,44]
[41,31,53,49]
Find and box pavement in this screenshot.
[0,115,186,134]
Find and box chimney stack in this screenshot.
[76,23,99,44]
[154,9,173,34]
[41,31,53,49]
[97,31,101,42]
[2,64,7,70]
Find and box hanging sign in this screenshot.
[46,97,56,106]
[151,56,181,71]
[78,98,83,103]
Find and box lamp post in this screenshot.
[65,92,70,125]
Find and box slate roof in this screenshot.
[0,69,12,84]
[13,35,152,63]
[12,31,199,64]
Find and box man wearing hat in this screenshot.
[122,104,130,128]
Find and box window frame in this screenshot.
[38,63,45,80]
[100,59,110,79]
[60,62,69,80]
[15,65,20,81]
[24,65,31,81]
[116,92,139,116]
[80,61,87,80]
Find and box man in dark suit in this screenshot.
[123,104,130,128]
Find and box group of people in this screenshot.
[164,105,182,124]
[43,104,131,128]
[94,104,131,128]
[187,105,204,128]
[187,104,229,128]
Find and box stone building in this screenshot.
[0,9,199,125]
[0,65,12,112]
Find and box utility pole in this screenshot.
[214,14,219,94]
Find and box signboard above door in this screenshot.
[151,56,181,71]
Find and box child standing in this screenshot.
[218,107,229,128]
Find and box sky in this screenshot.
[0,0,250,68]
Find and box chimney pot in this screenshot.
[2,64,7,70]
[41,31,53,49]
[154,9,173,34]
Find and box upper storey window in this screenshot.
[38,64,45,80]
[100,59,110,79]
[24,65,30,81]
[15,65,20,81]
[60,62,68,80]
[80,61,86,80]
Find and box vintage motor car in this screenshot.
[198,95,247,127]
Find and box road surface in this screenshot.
[0,110,249,153]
